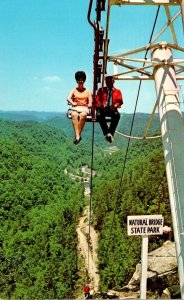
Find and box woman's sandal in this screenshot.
[73,137,82,145]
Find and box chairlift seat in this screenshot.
[66,108,112,122]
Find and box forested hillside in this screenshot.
[0,119,91,298]
[92,140,171,291]
[0,114,171,298]
[46,112,161,149]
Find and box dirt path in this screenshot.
[76,207,100,293]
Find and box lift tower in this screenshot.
[100,0,184,297]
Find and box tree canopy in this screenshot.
[0,114,171,297]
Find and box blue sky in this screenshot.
[0,0,183,113]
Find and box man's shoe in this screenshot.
[105,133,114,143]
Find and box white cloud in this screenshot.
[41,86,62,94]
[42,75,62,83]
[41,86,52,92]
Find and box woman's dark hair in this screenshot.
[75,71,86,82]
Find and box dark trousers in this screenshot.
[84,293,90,299]
[96,107,120,136]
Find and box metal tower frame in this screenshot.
[100,0,184,298]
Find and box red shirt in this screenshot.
[95,87,123,108]
[83,284,90,293]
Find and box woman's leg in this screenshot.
[78,112,87,137]
[71,111,80,139]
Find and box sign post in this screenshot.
[140,235,148,299]
[127,215,164,299]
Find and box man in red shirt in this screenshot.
[95,76,123,143]
[83,283,90,299]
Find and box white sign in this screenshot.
[127,215,164,236]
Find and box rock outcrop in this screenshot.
[123,240,180,298]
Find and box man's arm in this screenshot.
[114,89,123,107]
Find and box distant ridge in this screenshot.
[0,111,65,122]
